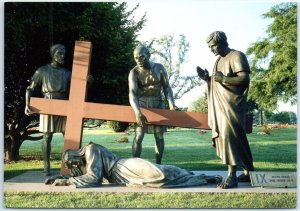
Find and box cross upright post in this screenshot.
[63,41,92,151]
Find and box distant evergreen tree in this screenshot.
[246,3,297,110]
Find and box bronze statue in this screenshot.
[45,142,222,188]
[128,45,177,164]
[25,44,70,176]
[196,31,254,189]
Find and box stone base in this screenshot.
[4,170,296,193]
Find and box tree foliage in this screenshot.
[146,34,202,100]
[271,111,292,124]
[107,121,129,132]
[246,3,297,110]
[4,2,145,160]
[189,91,208,112]
[256,110,297,125]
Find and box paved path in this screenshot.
[4,170,296,193]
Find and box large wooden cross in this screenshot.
[30,41,209,174]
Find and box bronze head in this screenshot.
[206,31,229,57]
[133,45,151,68]
[62,149,85,176]
[50,44,66,65]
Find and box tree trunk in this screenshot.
[4,114,27,162]
[5,114,43,162]
[260,110,264,125]
[5,130,22,161]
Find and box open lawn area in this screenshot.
[4,127,297,208]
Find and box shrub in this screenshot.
[107,121,129,132]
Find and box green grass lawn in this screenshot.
[4,192,296,209]
[4,126,297,208]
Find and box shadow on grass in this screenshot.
[4,168,61,181]
[4,168,60,181]
[4,170,30,181]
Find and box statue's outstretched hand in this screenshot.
[52,178,70,186]
[24,105,33,116]
[213,71,224,83]
[45,175,64,185]
[196,66,209,82]
[136,113,148,128]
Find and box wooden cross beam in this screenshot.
[29,41,209,174]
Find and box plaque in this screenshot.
[250,171,297,188]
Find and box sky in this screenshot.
[123,0,298,113]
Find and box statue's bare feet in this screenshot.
[238,173,251,182]
[205,175,223,184]
[217,175,238,189]
[213,175,223,184]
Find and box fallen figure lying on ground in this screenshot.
[45,142,222,188]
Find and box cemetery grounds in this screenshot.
[3,126,297,208]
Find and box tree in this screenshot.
[189,91,208,112]
[288,112,297,124]
[263,110,274,125]
[246,3,297,110]
[254,110,297,125]
[268,111,297,124]
[271,111,291,124]
[4,2,145,161]
[146,34,202,101]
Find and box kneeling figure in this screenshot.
[46,142,222,188]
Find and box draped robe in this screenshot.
[207,49,254,171]
[29,64,70,132]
